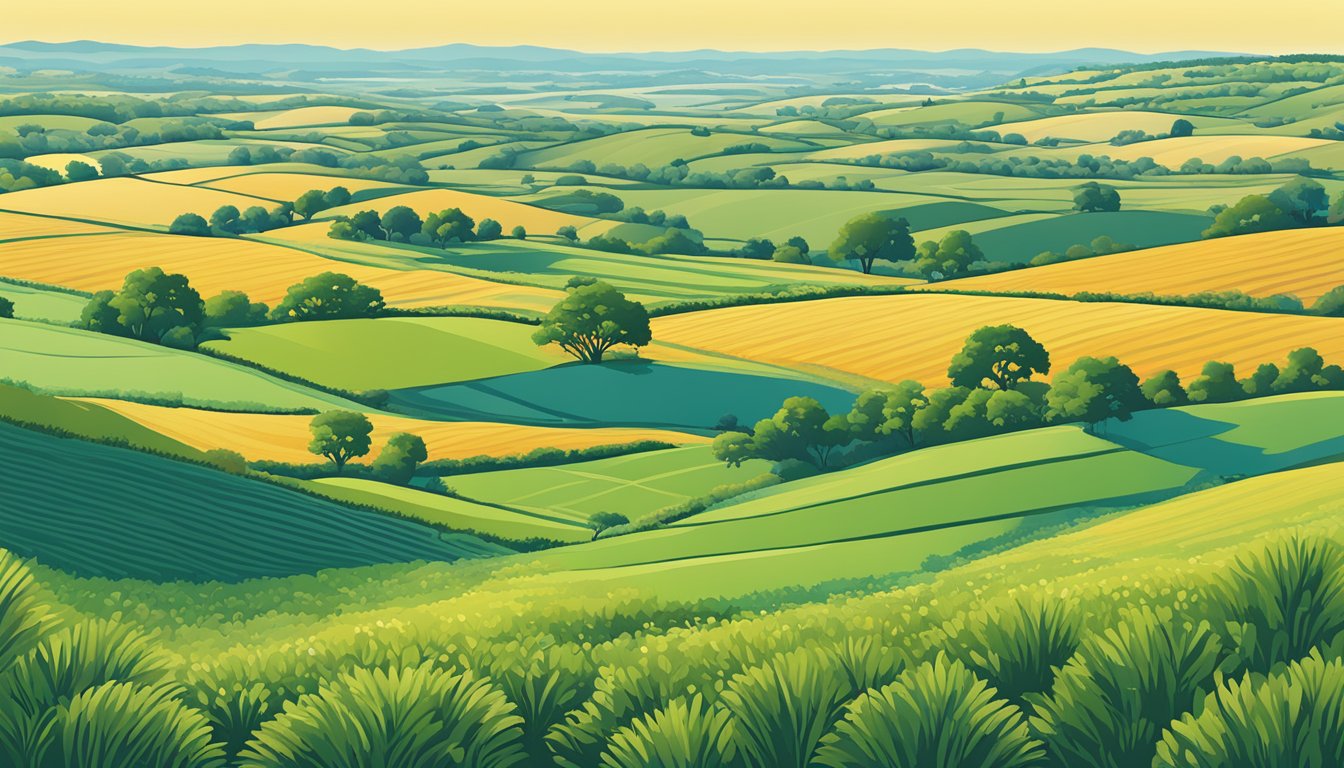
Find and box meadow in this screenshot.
[1,48,1343,767]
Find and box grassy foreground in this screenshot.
[0,459,1339,766]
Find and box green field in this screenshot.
[444,444,772,522]
[0,280,87,323]
[204,316,560,390]
[0,320,350,410]
[0,421,501,581]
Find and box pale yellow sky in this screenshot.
[4,0,1339,54]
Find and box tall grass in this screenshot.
[1207,533,1344,672]
[813,655,1043,768]
[47,681,224,768]
[598,695,738,768]
[0,551,51,671]
[719,646,854,768]
[941,594,1082,702]
[239,663,526,768]
[1155,650,1344,767]
[1027,606,1225,768]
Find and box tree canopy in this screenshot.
[1072,182,1121,213]
[531,281,651,364]
[307,411,374,473]
[270,272,385,322]
[828,213,915,274]
[947,325,1050,391]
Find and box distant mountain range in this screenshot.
[0,40,1253,90]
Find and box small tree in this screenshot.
[828,213,915,274]
[476,218,503,241]
[914,230,983,280]
[557,225,579,242]
[0,296,13,319]
[94,266,205,343]
[1268,177,1330,226]
[531,281,651,364]
[1141,370,1187,407]
[423,208,476,244]
[203,290,268,327]
[381,205,423,241]
[65,160,99,182]
[168,213,211,237]
[511,225,527,240]
[323,186,352,208]
[308,410,374,473]
[293,189,329,221]
[771,245,809,264]
[948,325,1050,391]
[1169,118,1195,137]
[1187,361,1243,403]
[1046,356,1144,433]
[588,511,629,539]
[1072,182,1121,213]
[271,272,385,322]
[371,432,428,485]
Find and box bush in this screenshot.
[240,663,526,768]
[599,695,737,768]
[1027,606,1224,768]
[1153,651,1344,768]
[1207,534,1344,672]
[720,647,853,768]
[44,681,225,768]
[941,594,1082,702]
[815,655,1040,768]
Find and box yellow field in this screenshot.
[0,230,560,309]
[23,152,103,175]
[1101,134,1331,164]
[0,211,117,241]
[650,293,1344,385]
[320,189,617,235]
[213,106,367,130]
[0,177,266,229]
[990,111,1230,143]
[81,399,706,464]
[201,172,407,201]
[928,229,1344,303]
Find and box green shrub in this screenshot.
[941,594,1082,702]
[1207,534,1344,672]
[827,635,908,695]
[0,552,51,670]
[44,681,224,768]
[0,619,169,719]
[719,647,853,767]
[547,662,706,768]
[1154,651,1344,767]
[1028,606,1224,768]
[813,655,1042,768]
[599,694,738,768]
[468,641,596,764]
[239,663,526,768]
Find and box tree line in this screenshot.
[712,324,1344,475]
[79,267,385,349]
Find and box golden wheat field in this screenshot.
[80,399,706,464]
[1100,134,1332,164]
[0,177,267,228]
[650,293,1344,385]
[212,106,368,130]
[0,230,561,309]
[927,229,1344,303]
[319,188,617,235]
[989,111,1233,143]
[0,211,117,241]
[200,172,408,201]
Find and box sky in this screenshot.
[5,0,1341,55]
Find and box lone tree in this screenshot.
[0,296,13,319]
[308,410,374,473]
[1072,182,1121,213]
[532,281,651,364]
[948,325,1051,391]
[371,432,428,485]
[1169,118,1195,138]
[1046,356,1145,433]
[168,213,211,237]
[828,213,915,274]
[588,511,629,539]
[270,272,385,322]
